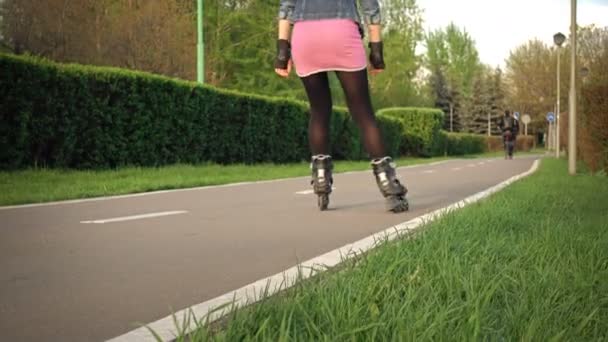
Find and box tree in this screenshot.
[488,67,506,135]
[505,39,556,132]
[368,0,425,109]
[429,66,458,131]
[425,23,481,131]
[0,0,429,108]
[0,0,196,79]
[468,68,491,134]
[467,66,504,135]
[577,25,608,172]
[576,25,608,104]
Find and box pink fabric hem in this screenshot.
[296,65,367,78]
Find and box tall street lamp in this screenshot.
[197,0,205,84]
[569,0,577,175]
[553,32,565,158]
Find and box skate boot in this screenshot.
[371,156,409,213]
[310,154,333,211]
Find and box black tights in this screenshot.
[300,69,386,159]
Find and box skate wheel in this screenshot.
[318,194,329,211]
[389,197,409,213]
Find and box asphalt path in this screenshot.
[0,156,538,341]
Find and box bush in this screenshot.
[377,107,444,157]
[445,132,486,155]
[581,83,608,173]
[485,135,535,153]
[442,133,535,156]
[560,83,608,174]
[376,115,403,159]
[0,53,406,169]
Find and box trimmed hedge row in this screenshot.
[440,132,535,156]
[376,107,444,157]
[443,132,486,155]
[5,53,525,170]
[1,53,403,169]
[485,135,535,153]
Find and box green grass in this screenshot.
[0,151,528,206]
[171,158,607,341]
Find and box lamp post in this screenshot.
[553,32,565,158]
[569,0,577,175]
[197,0,204,84]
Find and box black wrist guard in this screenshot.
[274,39,291,69]
[368,41,385,70]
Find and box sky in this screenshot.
[416,0,608,68]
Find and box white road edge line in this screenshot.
[422,170,436,174]
[451,167,463,171]
[107,159,541,342]
[80,211,188,224]
[1,161,456,211]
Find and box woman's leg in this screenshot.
[335,69,386,159]
[300,72,333,155]
[336,69,408,212]
[301,72,334,210]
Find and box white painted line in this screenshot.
[80,211,188,224]
[422,170,436,174]
[467,163,477,167]
[451,167,463,171]
[107,159,541,342]
[477,162,486,166]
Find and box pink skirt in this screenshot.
[291,19,367,77]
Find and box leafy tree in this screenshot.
[425,23,481,131]
[468,66,504,135]
[369,0,425,109]
[0,0,430,108]
[505,39,556,132]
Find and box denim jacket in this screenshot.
[278,0,381,25]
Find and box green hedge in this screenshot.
[444,132,486,155]
[440,132,534,156]
[0,53,403,169]
[377,107,444,157]
[486,135,535,153]
[328,108,401,161]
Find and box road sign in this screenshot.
[547,112,555,123]
[514,112,520,120]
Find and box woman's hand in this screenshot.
[369,65,384,76]
[275,60,292,78]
